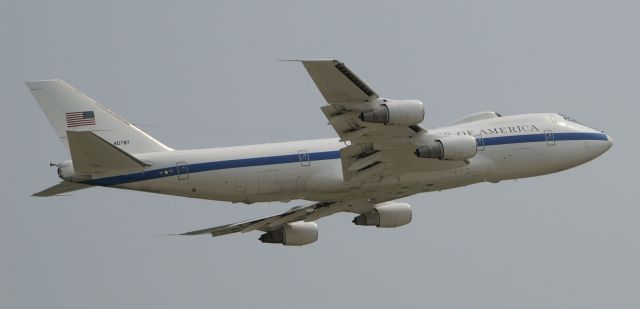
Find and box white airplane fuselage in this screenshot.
[28,62,614,245]
[60,112,612,204]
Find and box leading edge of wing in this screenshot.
[284,59,379,103]
[278,59,336,62]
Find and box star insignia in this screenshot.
[159,169,173,176]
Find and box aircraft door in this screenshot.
[544,130,555,146]
[177,161,189,180]
[475,135,485,151]
[298,150,311,166]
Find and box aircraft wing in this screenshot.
[298,60,464,182]
[300,60,379,103]
[300,59,425,143]
[182,61,466,241]
[181,200,373,237]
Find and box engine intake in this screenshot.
[415,135,478,161]
[353,202,412,228]
[259,221,318,246]
[359,100,424,125]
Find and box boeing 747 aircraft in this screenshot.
[28,60,612,246]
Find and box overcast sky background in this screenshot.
[1,1,638,308]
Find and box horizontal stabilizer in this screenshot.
[67,131,150,174]
[32,181,92,197]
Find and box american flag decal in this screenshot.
[66,111,96,127]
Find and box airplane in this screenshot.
[27,60,613,246]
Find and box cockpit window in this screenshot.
[559,113,603,132]
[559,113,581,124]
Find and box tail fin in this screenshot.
[26,80,173,154]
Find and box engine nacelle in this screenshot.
[353,202,412,228]
[415,135,478,161]
[359,99,424,125]
[259,221,318,246]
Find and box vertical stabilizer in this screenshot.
[26,80,173,154]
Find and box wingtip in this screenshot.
[278,59,340,63]
[154,233,182,237]
[25,79,65,90]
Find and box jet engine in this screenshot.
[353,202,412,228]
[415,135,478,161]
[259,221,318,246]
[359,100,424,125]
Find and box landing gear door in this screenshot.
[177,161,189,180]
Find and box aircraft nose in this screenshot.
[595,133,613,157]
[585,133,613,161]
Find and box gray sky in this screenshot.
[1,1,638,308]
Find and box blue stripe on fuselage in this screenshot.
[85,150,341,186]
[481,132,607,146]
[84,132,607,187]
